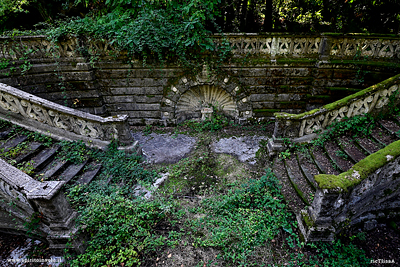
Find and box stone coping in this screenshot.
[0,158,64,200]
[315,140,400,191]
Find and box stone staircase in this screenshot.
[272,115,400,213]
[0,125,102,187]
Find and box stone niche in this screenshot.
[175,85,238,123]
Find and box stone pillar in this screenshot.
[319,35,332,61]
[26,181,85,254]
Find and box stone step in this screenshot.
[379,119,400,136]
[296,152,319,190]
[59,160,89,184]
[354,136,382,155]
[370,125,397,146]
[36,159,70,181]
[76,162,102,185]
[0,135,28,152]
[272,158,304,214]
[283,156,313,205]
[309,146,340,175]
[31,145,61,172]
[14,142,43,164]
[338,136,367,163]
[323,141,353,173]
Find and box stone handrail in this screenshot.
[298,140,400,242]
[267,73,400,154]
[0,83,132,148]
[1,33,400,61]
[0,158,83,253]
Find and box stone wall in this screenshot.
[0,34,399,125]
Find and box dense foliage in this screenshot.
[2,0,399,37]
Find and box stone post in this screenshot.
[319,34,332,61]
[26,181,84,254]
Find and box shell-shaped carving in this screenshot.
[176,85,237,115]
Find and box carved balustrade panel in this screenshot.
[0,90,119,141]
[0,38,63,60]
[298,84,400,137]
[330,38,400,59]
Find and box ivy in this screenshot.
[44,0,230,69]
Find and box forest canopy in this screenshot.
[1,0,400,34]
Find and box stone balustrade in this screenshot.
[267,73,400,155]
[216,33,400,59]
[0,158,84,253]
[1,33,400,61]
[0,83,133,149]
[298,140,400,242]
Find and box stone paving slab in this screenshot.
[211,135,268,165]
[132,132,197,164]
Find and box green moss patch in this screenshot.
[315,139,400,191]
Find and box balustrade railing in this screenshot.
[267,73,400,154]
[0,83,132,148]
[1,33,399,61]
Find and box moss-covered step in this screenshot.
[283,156,312,205]
[315,139,400,191]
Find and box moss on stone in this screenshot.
[306,94,331,99]
[328,87,361,92]
[315,139,400,191]
[254,109,280,113]
[329,60,400,68]
[302,211,314,228]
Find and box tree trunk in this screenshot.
[263,0,272,31]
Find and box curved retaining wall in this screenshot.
[0,34,399,125]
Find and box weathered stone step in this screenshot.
[379,119,400,136]
[284,156,313,205]
[37,159,70,181]
[370,126,397,146]
[323,141,352,173]
[0,135,28,152]
[59,160,88,183]
[296,152,319,190]
[14,142,43,164]
[355,136,382,155]
[338,136,367,163]
[76,162,102,185]
[273,158,304,213]
[31,145,61,172]
[309,146,340,175]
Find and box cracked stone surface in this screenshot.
[132,132,197,164]
[211,135,268,164]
